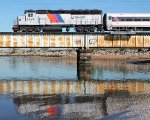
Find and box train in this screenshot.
[12,9,150,33]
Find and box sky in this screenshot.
[0,0,150,32]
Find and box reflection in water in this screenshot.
[0,80,150,119]
[0,80,147,95]
[93,60,150,80]
[14,94,106,120]
[0,57,150,119]
[0,57,77,80]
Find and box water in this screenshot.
[0,57,150,120]
[0,57,150,80]
[0,57,77,80]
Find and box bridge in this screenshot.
[0,32,150,48]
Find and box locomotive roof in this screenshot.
[24,9,102,14]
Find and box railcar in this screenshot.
[104,13,150,31]
[13,9,103,32]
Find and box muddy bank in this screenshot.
[0,48,150,62]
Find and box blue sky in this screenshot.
[0,0,150,32]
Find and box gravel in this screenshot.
[0,48,149,57]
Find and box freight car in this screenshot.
[13,9,103,32]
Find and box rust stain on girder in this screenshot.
[20,36,25,47]
[129,35,136,47]
[50,36,56,47]
[98,35,104,47]
[66,36,71,47]
[13,36,18,47]
[144,36,150,47]
[35,36,41,47]
[121,35,128,47]
[58,36,64,47]
[6,36,11,47]
[0,36,3,47]
[136,35,143,47]
[43,35,49,47]
[113,35,120,47]
[27,36,34,47]
[0,34,149,48]
[105,35,112,47]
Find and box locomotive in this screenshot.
[13,9,150,33]
[13,9,103,32]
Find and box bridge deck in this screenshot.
[0,32,150,48]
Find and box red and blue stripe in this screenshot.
[47,14,64,23]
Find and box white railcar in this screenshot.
[13,10,103,32]
[104,13,150,31]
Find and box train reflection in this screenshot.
[7,80,149,120]
[0,80,148,119]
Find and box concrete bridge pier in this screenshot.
[76,49,92,80]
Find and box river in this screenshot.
[0,57,150,120]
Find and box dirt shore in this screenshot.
[1,48,150,62]
[2,54,150,63]
[91,55,150,62]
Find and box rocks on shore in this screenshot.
[0,48,149,57]
[93,48,150,57]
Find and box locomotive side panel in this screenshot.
[18,13,102,26]
[13,9,103,32]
